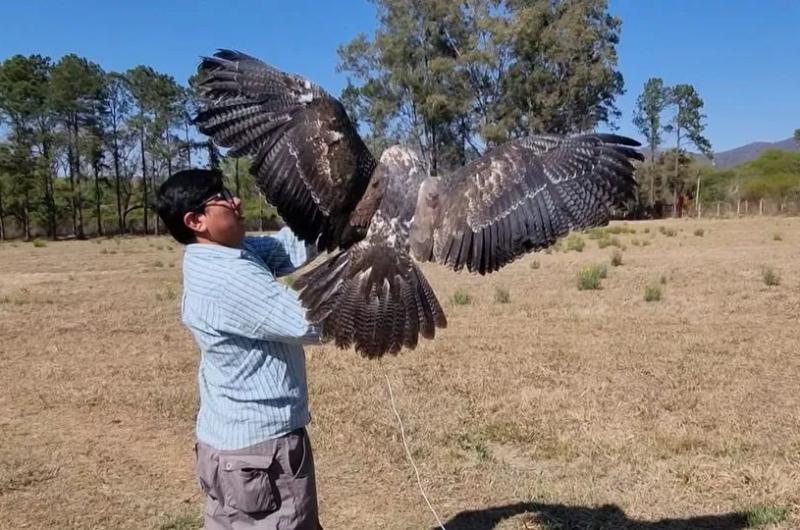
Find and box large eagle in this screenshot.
[193,50,643,358]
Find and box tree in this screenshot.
[632,77,669,203]
[0,55,53,240]
[501,0,624,136]
[0,171,7,241]
[664,83,712,216]
[794,128,800,147]
[338,0,625,175]
[83,122,106,236]
[126,66,184,234]
[179,79,201,167]
[102,73,132,234]
[50,54,106,239]
[0,142,37,239]
[126,66,159,234]
[338,0,475,175]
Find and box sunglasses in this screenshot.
[194,188,236,212]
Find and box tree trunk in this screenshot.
[40,133,57,239]
[140,119,149,235]
[23,189,31,241]
[0,184,5,242]
[67,138,78,237]
[152,172,159,236]
[695,174,701,218]
[673,126,681,218]
[234,158,240,196]
[112,121,125,234]
[649,165,656,205]
[166,129,173,177]
[73,118,86,240]
[184,122,192,166]
[93,159,103,236]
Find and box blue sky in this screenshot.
[1,0,798,152]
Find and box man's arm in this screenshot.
[219,261,320,345]
[245,227,319,277]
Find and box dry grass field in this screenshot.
[1,216,799,530]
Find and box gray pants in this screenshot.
[194,429,322,530]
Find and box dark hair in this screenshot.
[155,169,224,244]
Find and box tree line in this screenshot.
[632,79,800,217]
[9,0,788,240]
[338,0,626,177]
[631,77,713,216]
[0,54,220,240]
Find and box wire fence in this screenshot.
[661,199,800,219]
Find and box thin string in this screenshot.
[381,361,447,530]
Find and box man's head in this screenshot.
[155,169,245,247]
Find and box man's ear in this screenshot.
[183,211,205,235]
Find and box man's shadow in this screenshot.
[434,501,749,529]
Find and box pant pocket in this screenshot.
[194,443,220,502]
[287,430,311,479]
[218,453,278,515]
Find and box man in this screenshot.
[155,168,322,530]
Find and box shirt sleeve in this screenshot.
[218,261,321,345]
[244,227,319,277]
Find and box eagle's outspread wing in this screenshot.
[194,50,378,250]
[410,133,643,273]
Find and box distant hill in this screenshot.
[639,137,799,170]
[714,137,799,169]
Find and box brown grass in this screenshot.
[1,217,799,529]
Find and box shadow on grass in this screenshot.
[434,502,750,530]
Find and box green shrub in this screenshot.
[564,234,585,252]
[644,283,662,302]
[761,266,780,286]
[156,284,178,302]
[693,228,704,237]
[32,239,46,248]
[610,250,623,267]
[606,224,636,235]
[773,232,782,241]
[744,504,788,527]
[493,286,510,304]
[530,260,540,270]
[659,226,677,237]
[450,289,471,305]
[597,236,622,249]
[576,264,607,290]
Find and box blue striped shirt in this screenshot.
[181,227,319,450]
